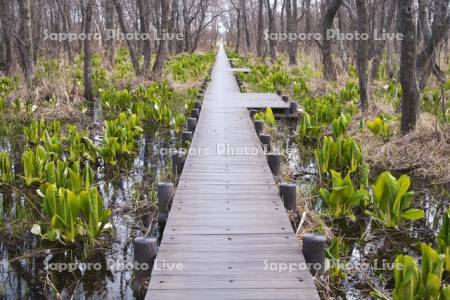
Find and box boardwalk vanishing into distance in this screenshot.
[146,45,320,300]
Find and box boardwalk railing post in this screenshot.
[171,151,178,176]
[187,118,197,133]
[249,109,258,120]
[182,130,193,143]
[282,95,289,102]
[289,102,299,116]
[198,89,204,97]
[157,182,174,218]
[279,183,297,210]
[258,133,271,151]
[254,120,264,135]
[133,236,158,298]
[266,152,281,177]
[157,182,174,240]
[194,100,202,110]
[172,151,186,177]
[177,152,186,174]
[191,108,200,119]
[303,233,326,275]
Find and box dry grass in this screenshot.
[5,74,91,127]
[351,108,450,186]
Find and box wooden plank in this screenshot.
[160,233,299,244]
[158,241,302,252]
[153,249,307,263]
[169,203,282,213]
[149,274,316,290]
[160,225,292,235]
[165,217,291,227]
[175,184,278,191]
[151,261,305,275]
[203,93,290,109]
[171,192,280,199]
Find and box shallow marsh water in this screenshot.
[0,125,173,299]
[278,120,450,299]
[1,115,449,299]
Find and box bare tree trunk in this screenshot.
[189,0,213,53]
[337,8,348,68]
[356,0,370,111]
[174,0,183,54]
[241,0,251,51]
[322,0,341,81]
[113,0,141,76]
[235,3,241,52]
[305,0,312,51]
[285,0,297,64]
[31,0,43,64]
[265,0,278,63]
[418,0,432,43]
[104,0,115,66]
[399,0,419,133]
[279,0,285,54]
[137,0,151,76]
[416,0,450,90]
[256,0,264,57]
[168,0,178,55]
[17,0,34,89]
[182,0,191,52]
[280,0,285,33]
[79,0,86,52]
[56,0,73,63]
[371,0,396,80]
[0,0,13,74]
[83,0,95,102]
[153,0,170,78]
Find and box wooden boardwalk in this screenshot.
[146,45,319,300]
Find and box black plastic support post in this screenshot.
[254,120,264,135]
[187,118,197,133]
[279,183,297,210]
[266,153,281,177]
[302,233,326,275]
[182,131,193,143]
[133,236,158,298]
[259,134,271,151]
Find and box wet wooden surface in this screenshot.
[146,45,319,300]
